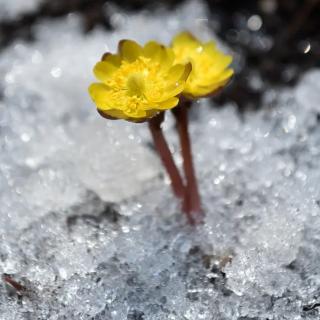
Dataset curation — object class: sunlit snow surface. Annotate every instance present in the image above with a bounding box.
[1,1,320,319]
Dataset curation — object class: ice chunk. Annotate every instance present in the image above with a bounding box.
[225,203,303,297]
[295,69,320,113]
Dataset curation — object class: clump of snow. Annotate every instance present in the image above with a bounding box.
[0,0,43,20]
[1,0,320,319]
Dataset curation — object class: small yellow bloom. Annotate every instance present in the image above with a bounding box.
[171,32,233,98]
[89,39,191,122]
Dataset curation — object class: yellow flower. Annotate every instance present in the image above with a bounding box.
[171,32,233,98]
[89,39,191,122]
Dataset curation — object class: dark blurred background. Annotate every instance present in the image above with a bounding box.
[1,0,319,110]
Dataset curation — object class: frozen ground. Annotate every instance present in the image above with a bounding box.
[1,1,320,319]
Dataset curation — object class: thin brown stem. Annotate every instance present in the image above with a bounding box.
[148,113,185,199]
[173,102,203,224]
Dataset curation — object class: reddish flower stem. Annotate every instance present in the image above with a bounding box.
[148,113,185,200]
[173,102,203,224]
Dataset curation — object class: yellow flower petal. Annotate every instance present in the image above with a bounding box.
[124,108,147,119]
[167,64,185,82]
[158,97,179,110]
[143,41,174,71]
[185,70,234,98]
[166,83,184,98]
[167,62,191,83]
[99,108,127,120]
[216,68,234,82]
[143,41,166,60]
[118,39,143,62]
[203,41,216,53]
[204,68,234,87]
[172,31,198,48]
[209,54,233,73]
[93,61,118,83]
[88,83,111,109]
[101,53,121,67]
[180,62,192,81]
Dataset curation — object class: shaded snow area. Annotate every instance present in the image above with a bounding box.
[1,1,320,319]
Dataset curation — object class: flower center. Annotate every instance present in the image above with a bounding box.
[126,73,145,97]
[103,56,168,115]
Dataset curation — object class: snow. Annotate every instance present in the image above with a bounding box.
[1,0,320,319]
[0,0,43,20]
